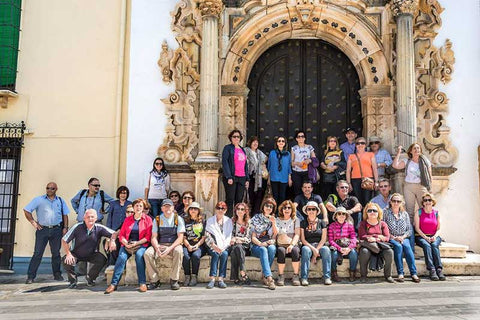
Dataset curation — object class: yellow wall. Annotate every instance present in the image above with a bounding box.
[1,0,126,257]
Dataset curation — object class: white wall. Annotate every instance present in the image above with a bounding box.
[126,0,176,199]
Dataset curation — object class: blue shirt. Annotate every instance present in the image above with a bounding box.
[71,190,114,222]
[371,194,391,210]
[373,148,393,177]
[106,200,132,231]
[267,149,292,183]
[340,141,356,160]
[24,195,70,226]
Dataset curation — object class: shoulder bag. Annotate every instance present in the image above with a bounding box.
[355,153,375,191]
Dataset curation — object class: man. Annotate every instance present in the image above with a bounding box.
[370,178,392,210]
[62,209,117,288]
[369,136,393,178]
[24,182,70,284]
[144,199,185,290]
[294,181,328,223]
[71,177,114,222]
[340,127,357,161]
[325,180,362,230]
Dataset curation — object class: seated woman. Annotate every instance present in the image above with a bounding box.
[275,200,301,286]
[300,201,332,286]
[358,202,394,283]
[205,201,233,289]
[182,202,206,287]
[250,198,278,290]
[105,198,153,294]
[106,186,132,265]
[230,202,252,285]
[328,207,358,282]
[384,193,420,283]
[414,193,445,281]
[177,191,195,217]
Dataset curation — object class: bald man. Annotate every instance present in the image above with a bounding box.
[24,182,70,284]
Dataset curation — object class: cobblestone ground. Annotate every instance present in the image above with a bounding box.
[1,274,479,319]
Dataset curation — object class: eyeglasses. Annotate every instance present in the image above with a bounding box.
[170,195,179,198]
[391,200,402,203]
[296,135,305,138]
[264,204,274,209]
[216,206,227,210]
[155,162,163,166]
[91,184,101,187]
[328,140,336,143]
[356,142,366,145]
[370,141,380,145]
[283,206,292,209]
[379,185,389,188]
[339,186,349,189]
[231,135,241,139]
[183,196,193,200]
[126,210,134,214]
[46,187,56,190]
[367,209,378,213]
[306,208,318,212]
[237,207,246,211]
[336,212,346,216]
[277,139,285,143]
[423,199,433,203]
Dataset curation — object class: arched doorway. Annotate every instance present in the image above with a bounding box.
[246,39,362,151]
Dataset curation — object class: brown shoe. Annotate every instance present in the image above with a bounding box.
[332,270,341,282]
[104,284,117,294]
[138,284,147,292]
[349,270,356,282]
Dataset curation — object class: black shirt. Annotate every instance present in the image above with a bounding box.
[300,219,327,244]
[63,222,114,259]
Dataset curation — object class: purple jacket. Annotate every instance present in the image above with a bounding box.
[308,157,320,183]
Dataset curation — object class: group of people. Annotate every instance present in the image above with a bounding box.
[22,127,445,293]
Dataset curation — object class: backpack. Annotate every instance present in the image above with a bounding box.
[78,189,106,213]
[155,212,179,227]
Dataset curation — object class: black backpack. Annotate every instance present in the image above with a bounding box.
[78,189,106,213]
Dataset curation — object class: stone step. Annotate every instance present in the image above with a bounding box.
[106,251,480,286]
[415,242,469,258]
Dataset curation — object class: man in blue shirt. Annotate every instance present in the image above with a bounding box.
[369,136,393,178]
[340,127,357,161]
[71,177,114,222]
[24,182,70,284]
[371,178,392,210]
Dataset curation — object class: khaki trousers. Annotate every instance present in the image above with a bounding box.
[403,182,428,223]
[144,245,183,282]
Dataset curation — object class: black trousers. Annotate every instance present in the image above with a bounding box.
[292,171,309,197]
[230,244,248,280]
[359,247,393,278]
[248,176,266,214]
[270,181,288,206]
[277,245,301,263]
[223,176,246,217]
[62,252,107,284]
[27,226,63,280]
[351,178,375,207]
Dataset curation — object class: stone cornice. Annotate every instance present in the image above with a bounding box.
[198,0,223,18]
[391,0,419,17]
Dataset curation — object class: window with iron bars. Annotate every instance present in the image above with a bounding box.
[0,0,21,91]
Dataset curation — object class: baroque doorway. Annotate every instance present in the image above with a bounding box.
[246,39,362,151]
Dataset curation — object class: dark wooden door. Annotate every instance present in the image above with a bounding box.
[247,39,362,152]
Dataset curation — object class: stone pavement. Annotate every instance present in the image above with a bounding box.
[0,274,480,319]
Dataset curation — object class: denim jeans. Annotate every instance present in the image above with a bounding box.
[27,226,63,279]
[331,249,358,271]
[389,239,417,276]
[251,244,276,277]
[208,247,229,278]
[301,245,331,280]
[148,199,164,218]
[416,236,443,271]
[183,245,206,275]
[111,246,147,285]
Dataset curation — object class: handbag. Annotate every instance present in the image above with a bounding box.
[261,163,269,180]
[377,241,393,251]
[359,240,380,254]
[335,237,350,248]
[355,153,375,191]
[125,243,141,255]
[277,233,293,248]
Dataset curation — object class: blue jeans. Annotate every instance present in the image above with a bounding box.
[148,199,163,218]
[208,247,229,278]
[408,223,415,249]
[251,244,276,277]
[111,246,147,285]
[416,236,443,271]
[301,245,331,280]
[331,249,358,271]
[27,226,63,279]
[389,239,417,275]
[183,245,206,275]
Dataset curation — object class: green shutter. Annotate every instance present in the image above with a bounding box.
[0,0,21,90]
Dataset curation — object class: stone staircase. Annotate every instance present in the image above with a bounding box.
[105,242,480,285]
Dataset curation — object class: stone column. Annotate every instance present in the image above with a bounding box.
[196,0,223,163]
[392,0,418,149]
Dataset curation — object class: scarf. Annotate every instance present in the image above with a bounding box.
[419,155,432,191]
[245,147,267,191]
[151,170,167,183]
[206,215,233,251]
[275,148,289,172]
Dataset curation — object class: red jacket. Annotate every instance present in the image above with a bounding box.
[118,213,153,247]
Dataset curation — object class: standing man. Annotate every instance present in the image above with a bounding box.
[370,178,392,210]
[62,209,117,288]
[325,180,362,230]
[24,182,70,284]
[293,181,328,223]
[71,177,114,223]
[369,136,393,178]
[340,127,357,161]
[144,199,185,290]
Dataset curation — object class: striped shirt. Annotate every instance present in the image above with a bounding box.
[383,208,411,238]
[328,221,357,251]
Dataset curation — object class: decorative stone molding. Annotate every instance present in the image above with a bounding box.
[0,90,18,108]
[392,0,419,16]
[198,0,223,17]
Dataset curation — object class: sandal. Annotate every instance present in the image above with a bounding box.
[241,274,251,285]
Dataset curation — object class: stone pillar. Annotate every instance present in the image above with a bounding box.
[196,0,223,163]
[392,0,418,149]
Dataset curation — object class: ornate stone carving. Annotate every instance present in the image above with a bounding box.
[198,0,223,17]
[392,0,419,16]
[157,0,203,164]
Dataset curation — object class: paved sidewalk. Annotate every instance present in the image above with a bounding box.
[1,274,480,319]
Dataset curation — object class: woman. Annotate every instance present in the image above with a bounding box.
[182,202,206,287]
[205,201,233,289]
[320,136,346,200]
[144,157,171,217]
[384,193,420,283]
[230,203,252,285]
[358,202,394,283]
[414,193,445,281]
[275,200,301,286]
[392,143,432,248]
[169,190,182,213]
[106,186,132,265]
[125,204,134,218]
[291,131,316,196]
[177,191,195,217]
[328,207,358,282]
[245,136,268,214]
[268,135,292,206]
[250,198,278,290]
[346,137,379,207]
[300,201,331,286]
[222,129,249,217]
[105,198,153,294]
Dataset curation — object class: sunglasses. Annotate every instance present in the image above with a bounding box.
[328,140,336,143]
[46,187,56,190]
[126,210,134,214]
[356,142,366,145]
[379,185,389,188]
[237,207,246,211]
[336,212,346,216]
[277,139,285,143]
[216,206,227,210]
[231,135,241,139]
[264,204,274,209]
[306,208,318,211]
[155,162,164,166]
[296,135,305,138]
[183,196,193,200]
[283,206,292,209]
[370,141,380,145]
[367,209,378,213]
[170,195,179,198]
[339,186,349,189]
[91,184,101,187]
[391,199,402,203]
[423,199,433,203]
